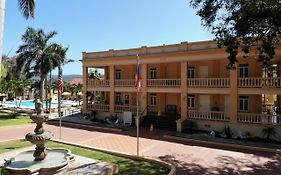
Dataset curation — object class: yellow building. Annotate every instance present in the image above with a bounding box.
[82,40,281,138]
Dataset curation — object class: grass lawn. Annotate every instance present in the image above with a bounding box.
[0,140,170,175]
[0,112,33,127]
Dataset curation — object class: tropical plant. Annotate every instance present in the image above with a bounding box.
[190,0,281,69]
[262,127,276,140]
[222,126,233,139]
[16,27,70,104]
[0,0,36,81]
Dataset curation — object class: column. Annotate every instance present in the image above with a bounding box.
[180,61,188,119]
[141,64,147,116]
[109,65,115,114]
[229,68,238,124]
[82,66,88,113]
[177,61,187,133]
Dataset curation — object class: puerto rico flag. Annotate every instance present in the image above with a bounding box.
[135,55,141,92]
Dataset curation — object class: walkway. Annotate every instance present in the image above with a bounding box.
[0,123,280,175]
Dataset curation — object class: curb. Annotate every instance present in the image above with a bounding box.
[164,134,281,154]
[47,120,123,132]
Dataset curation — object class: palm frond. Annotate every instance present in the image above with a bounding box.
[18,0,35,19]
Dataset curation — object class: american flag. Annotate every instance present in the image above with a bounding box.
[135,54,141,92]
[58,70,64,94]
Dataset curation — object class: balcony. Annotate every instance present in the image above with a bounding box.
[238,77,281,88]
[87,104,109,112]
[115,79,135,87]
[238,113,281,125]
[147,79,181,87]
[87,79,110,88]
[187,78,230,88]
[188,110,230,121]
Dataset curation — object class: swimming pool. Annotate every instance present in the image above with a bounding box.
[4,100,73,109]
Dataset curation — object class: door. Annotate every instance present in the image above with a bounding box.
[199,95,210,112]
[224,96,230,113]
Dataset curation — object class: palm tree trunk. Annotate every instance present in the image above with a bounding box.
[0,0,6,76]
[49,71,52,112]
[40,75,45,103]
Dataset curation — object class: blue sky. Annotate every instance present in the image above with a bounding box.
[3,0,212,75]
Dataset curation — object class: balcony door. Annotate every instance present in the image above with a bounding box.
[224,96,230,113]
[199,95,210,112]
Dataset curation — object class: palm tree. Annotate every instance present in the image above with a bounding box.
[16,27,69,103]
[0,0,35,80]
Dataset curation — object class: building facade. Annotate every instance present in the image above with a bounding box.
[82,40,281,138]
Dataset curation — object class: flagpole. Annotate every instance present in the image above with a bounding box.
[58,65,62,140]
[136,54,140,157]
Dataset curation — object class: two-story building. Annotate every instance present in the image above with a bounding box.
[82,40,281,138]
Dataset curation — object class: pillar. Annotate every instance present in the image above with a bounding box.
[177,61,188,133]
[109,65,115,114]
[229,68,238,124]
[141,64,147,115]
[180,61,188,119]
[82,66,88,113]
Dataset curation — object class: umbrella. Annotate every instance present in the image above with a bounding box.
[62,92,71,96]
[77,92,83,96]
[0,93,6,96]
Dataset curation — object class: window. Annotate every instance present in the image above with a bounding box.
[115,93,122,105]
[150,94,157,105]
[188,95,195,109]
[124,95,130,105]
[115,69,121,79]
[188,67,195,78]
[239,96,249,111]
[239,64,249,77]
[150,68,157,79]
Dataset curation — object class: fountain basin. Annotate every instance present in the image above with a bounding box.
[25,131,54,145]
[4,148,74,175]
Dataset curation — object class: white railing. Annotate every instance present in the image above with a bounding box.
[187,78,230,88]
[147,79,181,87]
[115,79,135,87]
[238,77,281,88]
[188,110,230,121]
[87,79,110,87]
[114,105,138,114]
[87,104,109,112]
[238,113,281,125]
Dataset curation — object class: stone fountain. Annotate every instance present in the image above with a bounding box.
[4,100,74,175]
[25,100,53,161]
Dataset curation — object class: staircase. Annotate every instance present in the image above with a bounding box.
[140,115,179,131]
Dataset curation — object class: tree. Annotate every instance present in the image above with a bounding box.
[0,0,35,80]
[16,27,69,103]
[190,0,281,69]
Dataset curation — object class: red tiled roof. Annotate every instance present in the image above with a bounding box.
[69,78,83,85]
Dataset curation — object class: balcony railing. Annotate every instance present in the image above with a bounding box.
[87,104,109,112]
[238,113,281,125]
[238,77,281,88]
[188,110,230,121]
[114,105,138,114]
[87,79,110,87]
[115,79,135,87]
[187,78,230,88]
[147,79,181,87]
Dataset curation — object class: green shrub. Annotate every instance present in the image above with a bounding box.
[222,126,233,139]
[262,127,276,140]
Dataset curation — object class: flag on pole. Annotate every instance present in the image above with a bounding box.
[58,73,64,94]
[135,55,141,92]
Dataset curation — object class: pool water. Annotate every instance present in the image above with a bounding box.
[4,100,72,109]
